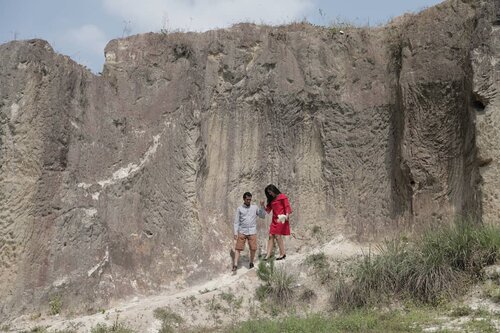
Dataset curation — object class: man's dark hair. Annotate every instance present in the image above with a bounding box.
[243,192,252,199]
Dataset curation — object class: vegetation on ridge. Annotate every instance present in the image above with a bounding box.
[229,218,500,333]
[331,218,500,308]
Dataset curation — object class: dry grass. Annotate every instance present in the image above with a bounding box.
[331,219,500,309]
[256,259,296,306]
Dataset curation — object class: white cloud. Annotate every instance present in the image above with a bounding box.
[65,24,108,55]
[102,0,314,33]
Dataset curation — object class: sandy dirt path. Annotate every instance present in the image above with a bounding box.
[8,236,367,332]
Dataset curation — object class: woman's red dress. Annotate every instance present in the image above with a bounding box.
[265,193,292,235]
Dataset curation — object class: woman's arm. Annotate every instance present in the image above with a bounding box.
[265,203,272,214]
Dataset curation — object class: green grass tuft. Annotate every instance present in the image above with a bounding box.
[49,295,63,315]
[331,218,500,308]
[256,259,296,305]
[153,307,184,333]
[90,318,135,333]
[228,308,438,333]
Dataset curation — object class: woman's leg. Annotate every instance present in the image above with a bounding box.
[265,235,274,259]
[276,235,286,257]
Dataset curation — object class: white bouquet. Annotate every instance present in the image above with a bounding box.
[277,214,287,223]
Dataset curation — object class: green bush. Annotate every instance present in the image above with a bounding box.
[305,252,333,284]
[256,260,295,305]
[482,280,500,303]
[256,258,275,282]
[331,219,500,308]
[420,219,500,275]
[228,308,434,333]
[305,253,328,268]
[449,305,473,317]
[49,295,62,315]
[299,288,317,303]
[255,284,269,302]
[24,327,48,333]
[153,307,184,333]
[90,320,135,333]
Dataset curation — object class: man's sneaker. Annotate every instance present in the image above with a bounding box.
[249,262,254,269]
[232,265,237,274]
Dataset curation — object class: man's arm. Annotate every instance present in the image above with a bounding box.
[257,201,266,218]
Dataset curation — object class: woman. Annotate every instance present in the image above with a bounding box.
[263,184,292,261]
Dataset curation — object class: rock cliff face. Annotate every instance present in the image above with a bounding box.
[0,0,498,318]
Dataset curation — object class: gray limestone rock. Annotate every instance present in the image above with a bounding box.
[0,0,498,319]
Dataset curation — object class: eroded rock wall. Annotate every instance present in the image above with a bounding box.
[473,0,500,224]
[0,0,496,318]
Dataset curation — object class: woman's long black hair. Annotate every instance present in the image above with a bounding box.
[265,184,281,205]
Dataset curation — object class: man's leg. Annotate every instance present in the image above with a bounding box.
[234,250,240,267]
[250,249,256,263]
[248,235,257,267]
[233,234,244,271]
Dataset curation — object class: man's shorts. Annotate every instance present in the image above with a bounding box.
[235,234,257,251]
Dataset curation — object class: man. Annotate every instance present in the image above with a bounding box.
[233,192,265,273]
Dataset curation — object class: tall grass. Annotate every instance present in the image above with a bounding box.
[228,308,437,333]
[90,319,135,333]
[153,307,184,333]
[90,324,135,333]
[331,219,500,308]
[256,260,296,305]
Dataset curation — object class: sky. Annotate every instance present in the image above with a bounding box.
[0,0,444,73]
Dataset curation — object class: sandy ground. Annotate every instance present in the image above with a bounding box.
[7,235,500,333]
[6,235,367,332]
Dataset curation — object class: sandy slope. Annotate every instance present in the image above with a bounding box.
[7,236,366,332]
